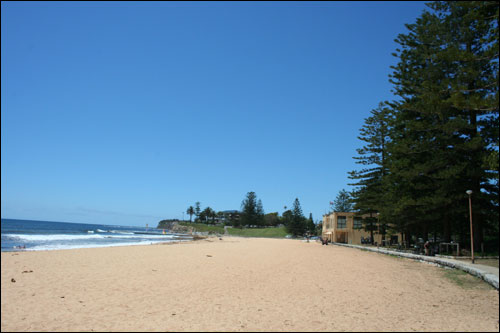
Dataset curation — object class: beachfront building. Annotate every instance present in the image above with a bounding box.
[322,212,399,246]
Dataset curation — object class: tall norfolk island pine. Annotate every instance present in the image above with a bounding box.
[388,1,498,248]
[194,202,201,222]
[240,192,264,227]
[348,103,392,244]
[349,2,498,249]
[331,189,354,213]
[307,213,316,235]
[286,198,306,237]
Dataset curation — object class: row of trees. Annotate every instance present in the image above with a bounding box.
[185,192,319,236]
[186,202,227,224]
[239,192,317,236]
[347,2,498,251]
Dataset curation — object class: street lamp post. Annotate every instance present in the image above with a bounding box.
[466,190,474,264]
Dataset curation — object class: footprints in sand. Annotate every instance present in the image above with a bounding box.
[10,270,34,283]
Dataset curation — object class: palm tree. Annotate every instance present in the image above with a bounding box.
[201,207,213,224]
[186,206,195,222]
[216,211,224,224]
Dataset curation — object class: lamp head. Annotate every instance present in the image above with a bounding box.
[466,190,473,195]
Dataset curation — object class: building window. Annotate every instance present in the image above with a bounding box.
[354,217,362,229]
[337,216,346,229]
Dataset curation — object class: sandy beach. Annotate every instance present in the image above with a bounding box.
[1,237,498,332]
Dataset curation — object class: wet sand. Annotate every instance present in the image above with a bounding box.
[1,237,498,332]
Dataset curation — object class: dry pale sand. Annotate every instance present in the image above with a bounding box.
[1,237,498,332]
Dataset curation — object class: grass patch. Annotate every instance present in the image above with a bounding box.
[178,222,224,234]
[442,268,493,290]
[178,223,287,238]
[227,226,288,238]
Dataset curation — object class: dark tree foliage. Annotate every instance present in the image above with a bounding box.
[186,206,195,222]
[348,103,392,243]
[286,198,307,237]
[331,188,354,213]
[349,1,499,251]
[240,192,264,227]
[194,202,201,222]
[307,213,316,235]
[264,212,280,227]
[281,210,293,227]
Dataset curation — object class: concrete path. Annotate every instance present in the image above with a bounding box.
[444,258,499,277]
[329,242,499,290]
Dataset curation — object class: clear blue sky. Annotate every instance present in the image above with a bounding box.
[1,1,428,227]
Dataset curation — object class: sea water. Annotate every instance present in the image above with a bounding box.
[1,218,191,252]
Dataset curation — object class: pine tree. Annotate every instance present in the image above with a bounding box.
[331,189,354,212]
[194,202,201,222]
[387,5,471,244]
[307,213,316,235]
[240,192,263,227]
[386,1,499,249]
[286,198,306,237]
[348,103,392,244]
[256,199,265,227]
[435,1,499,249]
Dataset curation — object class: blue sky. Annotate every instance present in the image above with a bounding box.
[1,1,428,227]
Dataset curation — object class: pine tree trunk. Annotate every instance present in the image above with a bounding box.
[370,224,374,245]
[443,215,451,243]
[466,41,485,254]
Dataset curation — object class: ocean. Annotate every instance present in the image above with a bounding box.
[1,218,192,252]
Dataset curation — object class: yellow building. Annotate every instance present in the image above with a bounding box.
[322,212,399,245]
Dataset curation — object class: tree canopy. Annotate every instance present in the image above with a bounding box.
[349,1,499,251]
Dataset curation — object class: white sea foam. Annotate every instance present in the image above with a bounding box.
[107,234,176,239]
[25,239,190,251]
[109,230,134,234]
[5,232,180,242]
[5,234,104,241]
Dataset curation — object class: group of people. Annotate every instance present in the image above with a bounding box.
[316,234,433,255]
